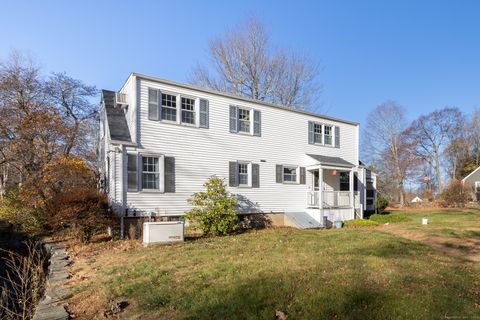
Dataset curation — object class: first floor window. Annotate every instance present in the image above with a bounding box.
[313,123,322,144]
[142,156,160,190]
[238,108,250,133]
[283,166,298,183]
[238,163,249,185]
[181,97,195,124]
[324,125,333,145]
[161,93,177,121]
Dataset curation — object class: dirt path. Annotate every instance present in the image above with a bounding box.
[379,224,480,262]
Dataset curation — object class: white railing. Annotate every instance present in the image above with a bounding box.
[307,191,357,208]
[306,191,319,207]
[323,191,351,208]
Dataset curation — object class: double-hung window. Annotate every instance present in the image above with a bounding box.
[238,163,249,186]
[181,97,195,125]
[313,123,322,144]
[142,156,160,190]
[324,125,333,146]
[238,108,250,133]
[283,166,298,183]
[476,181,480,193]
[161,93,177,121]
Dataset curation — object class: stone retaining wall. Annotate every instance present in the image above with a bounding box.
[32,242,69,320]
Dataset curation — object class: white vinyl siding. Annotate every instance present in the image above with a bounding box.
[119,76,359,215]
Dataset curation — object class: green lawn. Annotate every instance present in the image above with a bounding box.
[68,209,480,319]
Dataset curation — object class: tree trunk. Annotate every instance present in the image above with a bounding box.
[434,152,443,194]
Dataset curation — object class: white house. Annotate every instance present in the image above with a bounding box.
[462,166,480,202]
[98,73,377,228]
[411,196,423,203]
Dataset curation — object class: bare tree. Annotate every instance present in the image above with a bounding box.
[45,72,99,161]
[363,101,415,206]
[404,107,464,194]
[190,17,320,110]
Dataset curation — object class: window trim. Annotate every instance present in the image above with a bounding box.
[141,155,162,191]
[180,96,196,126]
[127,152,166,193]
[237,161,252,187]
[312,121,335,147]
[237,106,252,135]
[160,92,178,123]
[147,87,206,129]
[282,165,299,184]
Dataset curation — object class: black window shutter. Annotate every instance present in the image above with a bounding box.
[252,163,260,188]
[300,167,306,185]
[253,110,261,136]
[229,106,238,133]
[335,126,340,148]
[199,99,209,128]
[148,88,159,120]
[137,154,143,191]
[229,161,238,187]
[308,121,314,144]
[157,91,163,121]
[276,165,283,183]
[164,157,175,193]
[127,153,138,191]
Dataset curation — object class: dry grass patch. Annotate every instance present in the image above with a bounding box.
[65,228,480,319]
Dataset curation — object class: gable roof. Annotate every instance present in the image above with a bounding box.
[125,72,359,127]
[307,154,355,168]
[462,166,480,182]
[102,90,132,143]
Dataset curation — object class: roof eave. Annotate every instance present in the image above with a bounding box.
[129,72,360,127]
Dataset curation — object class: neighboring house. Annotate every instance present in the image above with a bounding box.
[98,73,377,228]
[411,196,423,203]
[462,166,480,201]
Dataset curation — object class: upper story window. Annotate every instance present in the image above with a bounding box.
[230,105,261,136]
[324,125,333,146]
[148,88,209,129]
[283,166,298,183]
[238,108,251,133]
[475,181,480,192]
[313,123,322,144]
[161,93,177,121]
[181,97,195,125]
[238,163,249,186]
[308,121,339,148]
[142,156,160,190]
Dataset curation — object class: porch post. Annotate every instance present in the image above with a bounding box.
[349,169,354,209]
[318,166,323,209]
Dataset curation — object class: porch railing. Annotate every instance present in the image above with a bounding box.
[323,191,351,208]
[307,191,355,208]
[306,191,319,207]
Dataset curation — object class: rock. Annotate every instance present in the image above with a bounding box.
[275,310,288,320]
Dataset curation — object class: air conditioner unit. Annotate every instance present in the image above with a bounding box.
[143,221,184,245]
[115,92,128,108]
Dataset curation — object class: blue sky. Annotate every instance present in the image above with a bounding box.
[1,0,479,128]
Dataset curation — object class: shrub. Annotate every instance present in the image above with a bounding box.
[185,176,239,236]
[369,213,410,223]
[0,189,44,234]
[377,197,389,214]
[46,188,113,243]
[344,219,380,228]
[440,180,470,207]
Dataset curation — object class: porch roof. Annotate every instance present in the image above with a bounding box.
[307,154,355,168]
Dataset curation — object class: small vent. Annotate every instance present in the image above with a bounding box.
[116,92,128,107]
